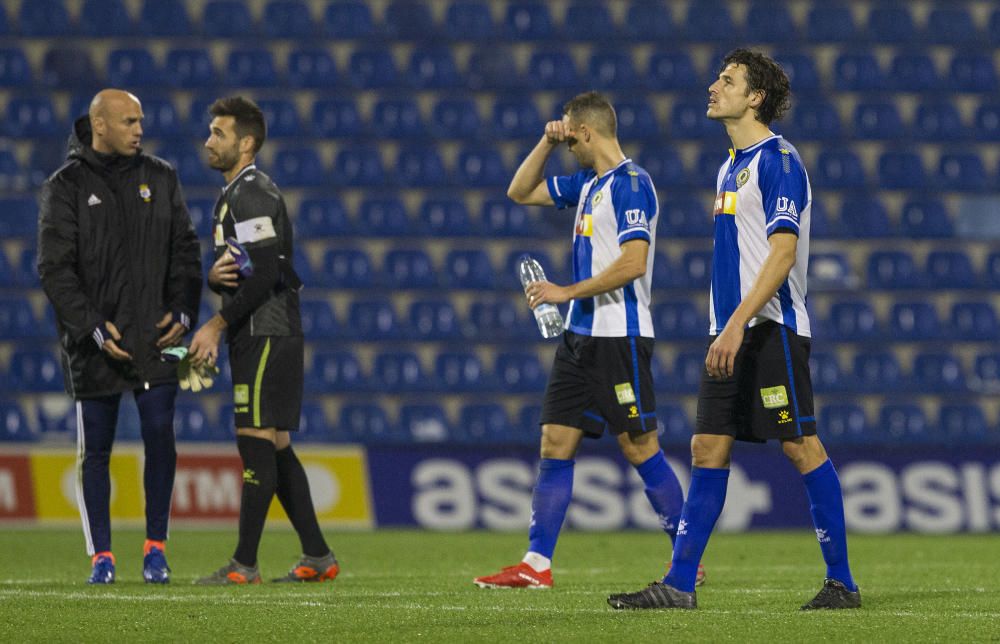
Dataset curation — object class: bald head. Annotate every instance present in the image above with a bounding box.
[89,89,144,156]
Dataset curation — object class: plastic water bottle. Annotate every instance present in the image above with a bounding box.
[518,255,564,339]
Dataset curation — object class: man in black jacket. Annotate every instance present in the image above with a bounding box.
[37,89,202,585]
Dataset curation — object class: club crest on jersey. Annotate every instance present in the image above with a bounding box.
[592,192,604,207]
[138,184,151,202]
[736,168,750,188]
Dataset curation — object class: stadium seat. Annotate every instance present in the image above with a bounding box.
[467,45,524,90]
[899,199,952,238]
[867,251,922,289]
[620,1,675,40]
[19,0,72,36]
[745,2,796,43]
[137,0,191,35]
[938,153,989,192]
[444,250,496,289]
[357,197,409,238]
[396,147,447,187]
[173,402,221,441]
[818,403,868,445]
[639,148,685,188]
[889,53,940,93]
[296,402,333,443]
[878,404,931,444]
[974,353,1000,392]
[810,197,833,238]
[987,252,1000,288]
[773,54,821,94]
[165,48,215,89]
[0,247,15,287]
[878,151,926,190]
[347,298,398,340]
[292,247,314,287]
[652,300,705,339]
[526,50,580,91]
[645,50,699,91]
[373,351,430,393]
[888,301,941,341]
[813,150,866,189]
[925,250,979,289]
[939,404,989,442]
[949,54,997,93]
[42,47,98,90]
[308,350,366,392]
[435,351,490,392]
[255,99,301,138]
[263,0,314,39]
[420,197,472,236]
[409,300,461,341]
[824,299,879,341]
[106,49,161,89]
[912,102,965,142]
[834,52,882,90]
[563,0,617,41]
[313,99,363,138]
[226,49,278,87]
[973,103,1000,141]
[0,401,36,442]
[853,102,904,140]
[504,1,555,40]
[400,404,451,442]
[493,98,541,139]
[11,247,38,288]
[839,197,893,238]
[911,352,966,393]
[671,100,721,140]
[348,48,398,88]
[459,404,513,444]
[924,6,978,45]
[809,351,845,392]
[658,197,708,238]
[516,404,543,441]
[950,301,998,341]
[0,297,37,339]
[495,352,547,393]
[382,249,436,289]
[684,0,736,41]
[456,146,508,187]
[8,349,63,392]
[657,404,692,444]
[806,4,857,42]
[482,199,534,237]
[338,403,399,443]
[317,249,374,289]
[299,298,340,340]
[852,352,903,393]
[333,146,386,186]
[679,250,713,289]
[407,47,461,89]
[287,48,337,88]
[296,198,352,237]
[588,53,638,90]
[384,1,437,40]
[270,147,325,187]
[0,197,37,239]
[373,99,424,140]
[0,48,31,87]
[866,4,914,42]
[4,97,62,139]
[444,1,495,40]
[467,299,526,341]
[430,98,481,140]
[202,0,255,38]
[669,351,706,394]
[131,97,181,140]
[323,1,373,38]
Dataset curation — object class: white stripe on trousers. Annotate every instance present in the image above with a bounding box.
[75,401,95,556]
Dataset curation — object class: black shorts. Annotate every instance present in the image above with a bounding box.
[540,331,657,437]
[228,334,303,431]
[696,321,816,443]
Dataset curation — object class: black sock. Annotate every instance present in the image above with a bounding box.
[233,435,277,567]
[275,446,330,558]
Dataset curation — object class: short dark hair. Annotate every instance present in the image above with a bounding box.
[720,49,791,125]
[209,96,267,154]
[562,91,617,137]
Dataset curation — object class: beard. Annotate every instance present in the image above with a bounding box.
[207,148,239,172]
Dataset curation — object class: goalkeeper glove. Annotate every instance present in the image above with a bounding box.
[161,347,219,392]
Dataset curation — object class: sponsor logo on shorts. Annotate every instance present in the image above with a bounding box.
[778,409,793,424]
[243,468,259,485]
[234,384,250,405]
[628,405,639,419]
[235,406,249,414]
[614,382,636,405]
[760,385,788,409]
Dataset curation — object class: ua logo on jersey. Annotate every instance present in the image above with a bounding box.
[775,197,799,221]
[624,209,647,228]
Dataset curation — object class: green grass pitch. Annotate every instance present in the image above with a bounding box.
[0,528,998,642]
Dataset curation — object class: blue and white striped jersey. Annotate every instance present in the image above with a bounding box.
[546,158,658,338]
[710,135,811,337]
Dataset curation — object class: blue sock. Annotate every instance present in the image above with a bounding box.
[663,466,730,593]
[526,458,574,559]
[635,451,683,543]
[803,459,857,591]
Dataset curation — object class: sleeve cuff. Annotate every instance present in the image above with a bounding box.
[176,311,191,330]
[92,325,106,350]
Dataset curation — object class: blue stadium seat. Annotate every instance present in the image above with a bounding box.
[515,404,543,442]
[818,403,868,445]
[913,102,965,141]
[0,247,15,287]
[745,2,796,43]
[645,50,699,91]
[975,102,1000,140]
[226,49,278,87]
[658,197,707,238]
[610,100,657,141]
[468,298,525,341]
[202,0,255,38]
[407,47,461,89]
[867,251,922,289]
[313,99,362,138]
[436,351,490,392]
[296,402,333,443]
[526,50,580,90]
[878,151,926,190]
[889,53,940,93]
[622,1,675,40]
[431,98,481,139]
[806,4,857,42]
[563,1,617,41]
[852,352,902,393]
[866,4,914,42]
[445,250,496,289]
[991,9,1000,45]
[839,197,893,238]
[165,48,215,89]
[338,403,399,443]
[657,404,692,444]
[0,48,31,87]
[8,349,63,392]
[347,298,398,340]
[317,249,374,289]
[348,48,398,88]
[504,1,555,40]
[384,0,437,40]
[810,197,832,238]
[42,47,98,89]
[456,146,508,187]
[899,199,952,238]
[773,53,820,94]
[824,300,879,341]
[374,351,430,393]
[373,99,424,140]
[925,250,979,289]
[911,351,966,393]
[287,48,337,88]
[809,352,845,392]
[323,1,373,38]
[792,100,841,141]
[939,404,989,442]
[653,301,705,339]
[834,52,882,90]
[400,404,451,442]
[334,146,386,187]
[5,97,61,139]
[299,298,339,340]
[444,1,495,40]
[950,301,998,341]
[354,198,407,238]
[420,197,471,236]
[81,0,133,37]
[255,98,301,138]
[308,350,366,392]
[588,53,638,90]
[924,7,977,45]
[397,146,447,188]
[671,99,721,140]
[888,301,941,340]
[173,402,223,441]
[382,249,436,289]
[987,252,1000,289]
[949,54,997,93]
[0,401,36,442]
[12,247,38,288]
[974,353,1000,392]
[0,297,37,339]
[263,0,314,38]
[814,150,865,189]
[684,0,736,41]
[459,404,513,444]
[493,98,541,139]
[133,97,182,139]
[669,351,706,393]
[0,197,37,239]
[297,198,352,237]
[853,102,904,140]
[639,148,685,188]
[19,0,72,36]
[938,153,989,192]
[409,299,461,341]
[271,147,325,187]
[495,351,547,393]
[138,0,191,35]
[680,250,713,289]
[482,199,533,237]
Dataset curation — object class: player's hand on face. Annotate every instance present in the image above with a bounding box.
[102,320,133,361]
[155,312,187,349]
[544,120,571,145]
[208,253,239,289]
[705,324,743,379]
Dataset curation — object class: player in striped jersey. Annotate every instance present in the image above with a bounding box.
[474,92,693,589]
[610,50,859,611]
